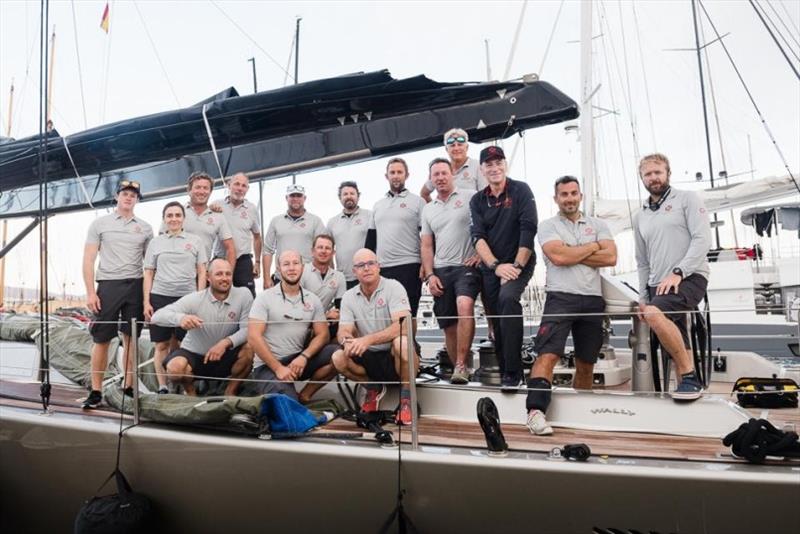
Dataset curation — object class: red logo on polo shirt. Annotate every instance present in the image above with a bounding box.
[241,212,248,219]
[376,298,386,307]
[227,311,236,320]
[699,207,706,214]
[328,280,337,288]
[304,302,313,311]
[665,205,672,212]
[454,200,464,208]
[584,227,595,235]
[355,218,363,225]
[133,225,142,233]
[300,222,306,228]
[464,171,471,178]
[184,243,193,251]
[207,217,215,224]
[400,203,407,209]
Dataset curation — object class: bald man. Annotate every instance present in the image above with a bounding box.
[331,249,418,425]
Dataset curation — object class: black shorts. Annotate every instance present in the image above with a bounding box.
[433,265,481,329]
[647,273,708,348]
[249,343,338,396]
[163,345,243,379]
[148,293,187,343]
[353,350,400,383]
[381,263,422,316]
[534,291,605,363]
[90,279,144,343]
[233,254,256,297]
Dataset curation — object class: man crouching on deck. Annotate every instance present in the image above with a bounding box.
[151,258,254,396]
[331,249,419,425]
[526,176,616,435]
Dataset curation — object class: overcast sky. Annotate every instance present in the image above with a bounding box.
[1,0,798,296]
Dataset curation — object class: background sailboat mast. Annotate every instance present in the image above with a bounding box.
[46,26,55,127]
[0,81,12,307]
[580,1,595,215]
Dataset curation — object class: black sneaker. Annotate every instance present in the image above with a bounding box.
[123,386,134,398]
[157,386,169,395]
[500,372,522,392]
[82,390,102,409]
[672,374,703,402]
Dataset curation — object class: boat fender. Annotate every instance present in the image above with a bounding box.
[559,443,591,461]
[477,397,508,457]
[74,469,155,534]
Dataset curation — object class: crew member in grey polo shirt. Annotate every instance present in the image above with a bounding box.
[262,183,326,289]
[210,173,262,297]
[144,201,208,393]
[366,157,426,327]
[300,234,347,339]
[327,180,372,289]
[420,127,486,203]
[152,258,254,396]
[248,250,338,403]
[421,158,482,385]
[180,172,235,267]
[331,249,418,425]
[525,176,617,435]
[81,180,153,409]
[634,153,711,401]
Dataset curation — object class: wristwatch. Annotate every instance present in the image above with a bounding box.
[672,268,684,279]
[489,260,500,271]
[424,273,433,282]
[512,261,524,270]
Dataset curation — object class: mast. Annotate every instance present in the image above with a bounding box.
[291,17,301,186]
[46,26,55,128]
[580,0,595,215]
[691,0,721,249]
[0,80,13,308]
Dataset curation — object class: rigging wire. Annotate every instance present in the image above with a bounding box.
[502,0,528,81]
[210,0,295,83]
[37,0,51,413]
[537,0,565,77]
[631,1,658,149]
[759,2,800,61]
[699,0,800,193]
[69,0,88,129]
[283,32,296,88]
[776,0,800,37]
[99,0,115,123]
[132,1,181,107]
[616,0,641,165]
[749,0,800,79]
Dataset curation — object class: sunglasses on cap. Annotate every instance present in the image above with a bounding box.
[445,136,467,145]
[119,180,141,189]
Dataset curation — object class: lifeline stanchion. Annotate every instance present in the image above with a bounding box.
[404,312,419,450]
[131,318,140,425]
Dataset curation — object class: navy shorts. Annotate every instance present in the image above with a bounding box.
[90,279,144,343]
[249,343,338,397]
[647,273,708,348]
[432,265,481,329]
[534,291,605,363]
[381,263,422,317]
[353,350,400,383]
[163,345,243,379]
[148,293,187,343]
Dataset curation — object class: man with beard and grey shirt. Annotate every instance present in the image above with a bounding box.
[212,173,262,297]
[300,234,347,338]
[634,153,711,401]
[262,183,326,288]
[248,250,338,403]
[366,157,426,329]
[421,158,482,384]
[181,172,235,266]
[152,258,254,397]
[327,181,372,289]
[525,176,617,435]
[420,127,486,203]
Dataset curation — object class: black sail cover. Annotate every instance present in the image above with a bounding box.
[0,70,578,217]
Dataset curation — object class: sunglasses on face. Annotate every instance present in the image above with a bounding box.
[445,136,467,145]
[353,260,378,271]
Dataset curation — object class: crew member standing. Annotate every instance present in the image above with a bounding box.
[181,172,235,267]
[214,172,262,297]
[82,180,153,408]
[420,127,486,202]
[634,153,711,401]
[526,176,617,435]
[470,146,538,390]
[327,181,372,290]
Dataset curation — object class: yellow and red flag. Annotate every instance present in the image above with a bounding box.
[100,3,110,33]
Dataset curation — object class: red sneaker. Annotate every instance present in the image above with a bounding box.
[396,398,413,425]
[361,385,387,412]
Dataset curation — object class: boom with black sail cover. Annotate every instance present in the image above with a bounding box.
[0,70,578,217]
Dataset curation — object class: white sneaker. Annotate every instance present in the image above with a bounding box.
[526,409,553,436]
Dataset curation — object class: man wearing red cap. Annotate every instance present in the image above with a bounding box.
[469,146,538,390]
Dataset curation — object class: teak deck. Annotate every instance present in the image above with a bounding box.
[2,379,798,465]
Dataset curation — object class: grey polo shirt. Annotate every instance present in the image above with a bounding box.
[150,287,253,355]
[248,285,326,367]
[263,211,326,263]
[424,157,487,196]
[327,207,372,281]
[340,277,410,351]
[370,190,425,268]
[144,231,207,297]
[421,188,476,268]
[214,197,261,259]
[181,205,233,262]
[300,263,347,310]
[538,213,613,296]
[86,212,154,281]
[633,188,711,299]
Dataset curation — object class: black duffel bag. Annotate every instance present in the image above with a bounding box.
[74,468,154,534]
